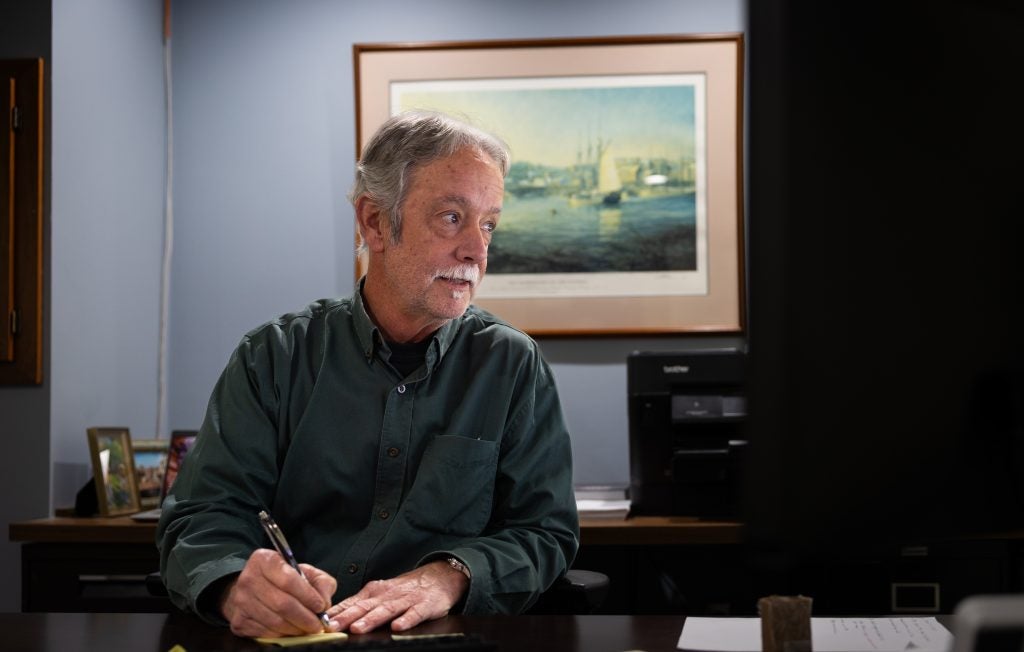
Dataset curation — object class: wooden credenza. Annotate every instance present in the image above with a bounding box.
[10,517,166,613]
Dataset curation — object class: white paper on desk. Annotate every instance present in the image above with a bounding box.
[678,617,761,651]
[677,616,952,652]
[575,499,631,517]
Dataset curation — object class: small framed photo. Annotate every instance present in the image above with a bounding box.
[162,430,198,498]
[86,427,141,516]
[131,439,169,509]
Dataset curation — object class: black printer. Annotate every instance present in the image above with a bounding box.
[627,348,747,517]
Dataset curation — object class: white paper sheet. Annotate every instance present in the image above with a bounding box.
[677,616,952,652]
[575,498,631,519]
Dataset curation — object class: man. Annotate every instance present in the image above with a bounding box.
[157,110,580,638]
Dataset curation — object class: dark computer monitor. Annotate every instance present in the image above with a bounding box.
[740,0,1024,557]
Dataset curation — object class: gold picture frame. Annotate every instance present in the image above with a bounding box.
[86,427,141,516]
[353,34,745,335]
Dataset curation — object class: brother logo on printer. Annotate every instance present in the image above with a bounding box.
[662,365,690,374]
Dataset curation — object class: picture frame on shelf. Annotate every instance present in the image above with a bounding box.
[162,430,198,498]
[131,439,169,509]
[86,427,140,516]
[353,34,745,335]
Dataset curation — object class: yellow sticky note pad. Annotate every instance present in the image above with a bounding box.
[254,632,348,647]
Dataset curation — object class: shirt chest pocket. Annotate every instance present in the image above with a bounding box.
[401,434,499,537]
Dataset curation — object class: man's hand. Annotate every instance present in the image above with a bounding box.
[220,548,339,638]
[327,560,469,633]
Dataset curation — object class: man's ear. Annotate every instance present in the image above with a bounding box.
[354,195,389,253]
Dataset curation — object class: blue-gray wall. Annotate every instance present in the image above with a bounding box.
[0,0,744,613]
[49,0,167,509]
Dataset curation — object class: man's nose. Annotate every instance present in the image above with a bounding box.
[458,226,488,263]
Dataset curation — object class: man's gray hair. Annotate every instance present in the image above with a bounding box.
[349,110,510,253]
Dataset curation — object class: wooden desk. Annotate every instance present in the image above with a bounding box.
[8,514,744,545]
[15,516,1016,616]
[8,515,741,613]
[5,612,694,652]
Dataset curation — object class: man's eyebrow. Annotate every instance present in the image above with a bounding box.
[435,194,469,208]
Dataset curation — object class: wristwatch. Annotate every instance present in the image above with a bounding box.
[447,556,472,579]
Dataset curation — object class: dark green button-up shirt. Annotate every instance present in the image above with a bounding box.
[156,287,579,622]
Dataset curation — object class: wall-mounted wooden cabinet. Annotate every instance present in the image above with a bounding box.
[0,58,44,385]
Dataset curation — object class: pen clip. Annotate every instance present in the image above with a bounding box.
[258,510,300,572]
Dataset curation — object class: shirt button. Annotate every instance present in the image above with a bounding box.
[387,447,400,458]
[396,384,406,394]
[378,509,390,520]
[347,563,359,574]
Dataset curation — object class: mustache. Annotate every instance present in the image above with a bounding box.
[433,264,480,286]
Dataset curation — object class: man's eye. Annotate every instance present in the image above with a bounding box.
[442,212,459,225]
[482,221,497,233]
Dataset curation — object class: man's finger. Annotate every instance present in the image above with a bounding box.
[259,554,335,628]
[225,580,310,638]
[349,599,411,634]
[391,603,437,632]
[225,550,333,636]
[328,580,384,618]
[255,577,331,634]
[298,563,337,611]
[329,596,382,632]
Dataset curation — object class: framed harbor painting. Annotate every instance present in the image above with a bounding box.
[353,34,745,335]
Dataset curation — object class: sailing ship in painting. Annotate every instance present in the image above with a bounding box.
[495,137,698,275]
[507,136,695,208]
[564,139,623,207]
[595,141,622,205]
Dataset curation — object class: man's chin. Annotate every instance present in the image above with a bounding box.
[423,281,476,318]
[433,294,472,319]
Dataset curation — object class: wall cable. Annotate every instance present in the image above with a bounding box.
[156,1,173,439]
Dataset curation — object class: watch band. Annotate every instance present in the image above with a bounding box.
[447,556,471,579]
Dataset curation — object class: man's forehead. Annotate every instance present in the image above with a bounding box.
[414,146,502,175]
[409,154,505,200]
[428,193,503,213]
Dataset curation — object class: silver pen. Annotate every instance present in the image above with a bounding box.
[258,509,333,631]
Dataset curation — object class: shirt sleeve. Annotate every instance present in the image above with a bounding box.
[424,347,580,614]
[156,333,288,623]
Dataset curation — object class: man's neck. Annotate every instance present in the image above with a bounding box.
[360,278,446,344]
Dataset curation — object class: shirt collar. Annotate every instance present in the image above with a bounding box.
[352,279,381,362]
[352,278,461,370]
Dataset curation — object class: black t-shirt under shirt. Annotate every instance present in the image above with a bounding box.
[387,338,430,378]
